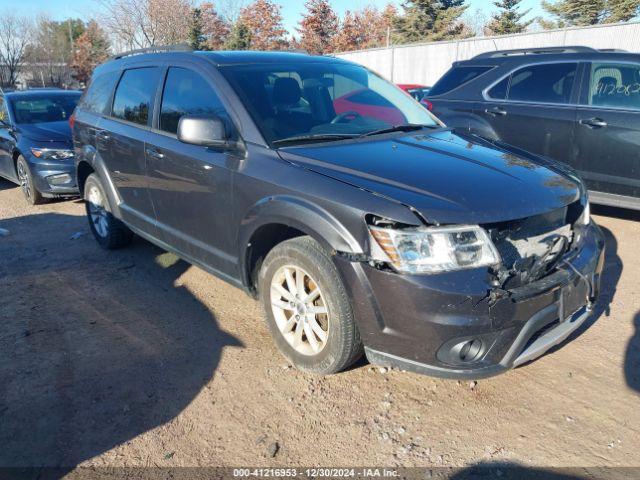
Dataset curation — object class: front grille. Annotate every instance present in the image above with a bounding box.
[485,201,585,288]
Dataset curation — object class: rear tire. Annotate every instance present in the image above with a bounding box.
[84,173,133,249]
[16,156,45,206]
[259,236,363,374]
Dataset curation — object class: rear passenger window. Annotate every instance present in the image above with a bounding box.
[429,66,493,96]
[79,71,119,115]
[112,67,161,126]
[587,62,640,110]
[507,63,577,104]
[159,67,228,134]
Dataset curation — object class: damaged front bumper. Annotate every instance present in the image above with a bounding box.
[334,222,605,379]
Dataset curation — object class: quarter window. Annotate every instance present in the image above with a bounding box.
[159,67,228,134]
[507,63,577,104]
[80,70,120,115]
[112,67,161,126]
[587,62,640,110]
[487,77,509,100]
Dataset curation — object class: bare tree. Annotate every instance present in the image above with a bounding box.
[217,0,249,24]
[0,13,32,88]
[98,0,193,52]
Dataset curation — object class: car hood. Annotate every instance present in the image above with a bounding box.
[18,121,72,144]
[278,129,581,225]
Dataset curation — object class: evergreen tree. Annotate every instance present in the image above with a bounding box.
[541,0,606,27]
[487,0,533,34]
[189,7,207,50]
[394,0,469,44]
[225,20,252,50]
[604,0,640,22]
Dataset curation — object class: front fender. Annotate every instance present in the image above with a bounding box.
[237,195,364,284]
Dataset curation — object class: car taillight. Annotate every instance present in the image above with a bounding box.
[69,112,76,130]
[421,99,433,111]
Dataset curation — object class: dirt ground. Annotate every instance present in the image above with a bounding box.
[0,176,639,472]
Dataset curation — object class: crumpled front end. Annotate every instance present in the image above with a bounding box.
[334,201,605,379]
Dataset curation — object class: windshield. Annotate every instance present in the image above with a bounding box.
[9,93,80,125]
[220,62,439,146]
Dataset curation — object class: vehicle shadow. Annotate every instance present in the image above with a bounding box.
[449,461,589,479]
[0,213,243,471]
[626,312,640,393]
[0,177,16,191]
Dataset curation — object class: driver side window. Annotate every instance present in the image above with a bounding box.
[159,67,229,135]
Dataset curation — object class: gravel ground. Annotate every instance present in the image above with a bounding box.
[0,177,638,472]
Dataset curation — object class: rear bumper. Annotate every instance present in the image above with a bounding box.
[335,222,605,379]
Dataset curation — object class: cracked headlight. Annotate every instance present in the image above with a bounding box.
[369,225,500,274]
[31,148,74,160]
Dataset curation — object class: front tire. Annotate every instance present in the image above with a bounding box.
[84,173,133,249]
[16,156,45,205]
[259,236,363,374]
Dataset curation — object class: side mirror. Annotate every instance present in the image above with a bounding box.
[177,115,233,149]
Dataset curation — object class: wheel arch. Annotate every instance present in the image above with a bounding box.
[238,195,364,294]
[76,160,95,195]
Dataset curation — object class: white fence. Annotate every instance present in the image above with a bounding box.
[335,21,640,86]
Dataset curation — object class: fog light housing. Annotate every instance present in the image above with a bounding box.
[47,173,72,186]
[437,337,486,366]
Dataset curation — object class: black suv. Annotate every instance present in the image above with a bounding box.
[73,49,604,379]
[426,46,640,210]
[0,89,81,204]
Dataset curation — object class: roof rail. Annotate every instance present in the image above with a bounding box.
[473,46,597,59]
[112,43,192,60]
[599,48,628,53]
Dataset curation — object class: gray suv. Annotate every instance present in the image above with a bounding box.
[427,46,640,210]
[73,48,604,379]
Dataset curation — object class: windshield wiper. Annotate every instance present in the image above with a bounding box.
[359,124,436,138]
[272,133,359,147]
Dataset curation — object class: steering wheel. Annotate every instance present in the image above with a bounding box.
[331,110,362,124]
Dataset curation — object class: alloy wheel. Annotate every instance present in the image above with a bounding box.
[270,265,329,356]
[17,161,32,201]
[87,185,109,238]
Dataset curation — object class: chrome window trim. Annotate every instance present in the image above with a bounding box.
[482,60,581,107]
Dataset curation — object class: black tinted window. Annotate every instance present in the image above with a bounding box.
[112,67,161,126]
[507,63,577,104]
[587,62,640,110]
[80,71,119,115]
[429,66,493,96]
[159,67,227,134]
[488,77,509,100]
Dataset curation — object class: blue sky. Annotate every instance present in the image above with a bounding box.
[4,0,546,34]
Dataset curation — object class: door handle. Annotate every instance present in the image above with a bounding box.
[579,118,608,128]
[96,131,110,141]
[145,147,165,159]
[484,107,507,117]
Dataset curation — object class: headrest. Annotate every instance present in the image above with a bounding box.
[273,77,301,105]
